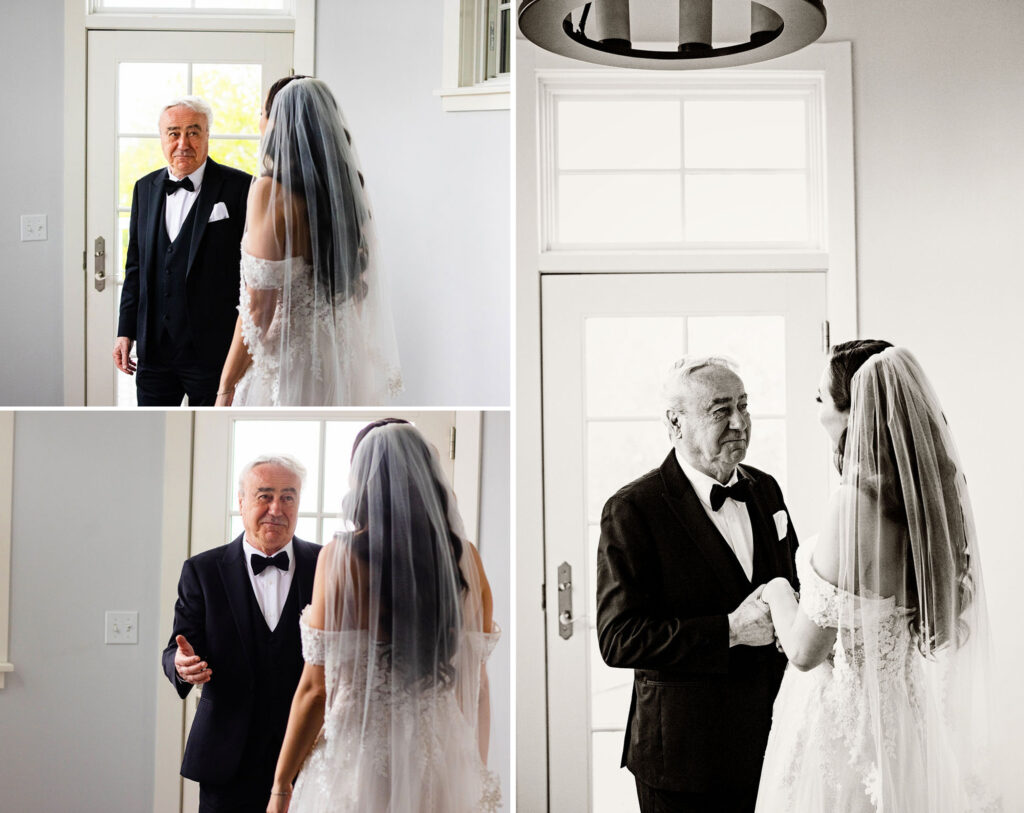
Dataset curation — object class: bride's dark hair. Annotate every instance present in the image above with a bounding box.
[259,77,368,302]
[827,339,893,474]
[837,346,974,654]
[345,420,469,688]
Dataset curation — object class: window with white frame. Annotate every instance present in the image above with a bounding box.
[226,416,458,546]
[92,0,291,12]
[539,72,826,251]
[439,0,511,111]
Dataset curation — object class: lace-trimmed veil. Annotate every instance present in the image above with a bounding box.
[833,347,999,809]
[310,422,496,811]
[242,77,401,404]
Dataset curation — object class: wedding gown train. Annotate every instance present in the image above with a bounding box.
[755,538,998,812]
[290,608,502,813]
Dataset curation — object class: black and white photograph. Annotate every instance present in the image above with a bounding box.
[517,1,1023,811]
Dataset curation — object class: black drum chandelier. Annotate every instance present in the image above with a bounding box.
[518,0,826,69]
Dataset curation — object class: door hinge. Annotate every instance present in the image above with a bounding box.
[821,320,831,353]
[541,582,546,611]
[449,425,456,460]
[82,250,86,270]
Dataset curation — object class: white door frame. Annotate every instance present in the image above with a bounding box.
[515,40,857,811]
[62,0,316,406]
[155,410,481,813]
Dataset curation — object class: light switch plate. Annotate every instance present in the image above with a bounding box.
[105,611,138,645]
[20,214,47,242]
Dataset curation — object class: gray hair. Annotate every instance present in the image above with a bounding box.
[661,355,739,431]
[237,454,307,495]
[159,96,214,132]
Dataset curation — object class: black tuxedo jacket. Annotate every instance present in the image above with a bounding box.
[161,535,320,784]
[596,452,799,795]
[118,158,251,368]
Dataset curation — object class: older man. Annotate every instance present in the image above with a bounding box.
[596,357,799,812]
[114,96,251,406]
[162,455,320,812]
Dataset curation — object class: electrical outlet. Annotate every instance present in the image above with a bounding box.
[20,214,47,242]
[105,611,138,645]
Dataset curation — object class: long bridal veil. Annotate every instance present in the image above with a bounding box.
[294,422,498,812]
[241,77,401,405]
[836,347,999,810]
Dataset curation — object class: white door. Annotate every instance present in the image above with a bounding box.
[85,30,293,406]
[173,411,460,811]
[541,271,830,812]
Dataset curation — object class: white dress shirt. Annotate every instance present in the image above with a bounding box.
[242,536,295,632]
[164,160,207,242]
[675,450,755,581]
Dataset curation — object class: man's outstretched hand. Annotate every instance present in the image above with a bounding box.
[174,634,212,685]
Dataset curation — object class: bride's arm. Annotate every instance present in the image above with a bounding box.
[216,315,251,406]
[268,550,330,811]
[762,580,835,671]
[763,493,843,671]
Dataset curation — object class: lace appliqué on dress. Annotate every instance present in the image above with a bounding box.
[299,606,326,666]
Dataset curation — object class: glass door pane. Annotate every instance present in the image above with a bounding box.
[542,272,829,811]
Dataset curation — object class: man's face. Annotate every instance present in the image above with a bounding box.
[238,463,301,555]
[669,367,752,483]
[160,105,209,178]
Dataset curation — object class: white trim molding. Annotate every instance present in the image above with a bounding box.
[153,412,194,813]
[438,0,511,112]
[0,413,15,688]
[63,0,316,405]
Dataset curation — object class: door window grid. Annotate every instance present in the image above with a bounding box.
[227,419,368,547]
[114,60,262,406]
[93,0,290,12]
[541,75,826,252]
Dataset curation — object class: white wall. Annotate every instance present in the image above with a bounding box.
[478,410,511,811]
[0,411,166,811]
[316,1,510,406]
[0,0,65,406]
[823,2,1024,802]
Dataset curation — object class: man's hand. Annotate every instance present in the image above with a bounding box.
[112,337,136,375]
[174,634,212,685]
[727,585,776,647]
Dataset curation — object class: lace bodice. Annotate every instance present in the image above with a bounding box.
[292,608,501,812]
[234,249,402,406]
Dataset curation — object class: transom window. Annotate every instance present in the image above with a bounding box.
[540,73,825,251]
[93,0,290,12]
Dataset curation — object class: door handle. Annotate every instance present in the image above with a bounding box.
[557,561,573,639]
[94,236,106,292]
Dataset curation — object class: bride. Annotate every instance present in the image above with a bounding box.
[756,341,1000,811]
[216,77,401,406]
[266,419,501,813]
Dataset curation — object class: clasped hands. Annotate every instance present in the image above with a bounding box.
[728,578,797,649]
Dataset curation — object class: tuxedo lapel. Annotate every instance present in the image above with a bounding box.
[737,467,778,586]
[144,172,166,281]
[217,534,256,669]
[658,453,751,595]
[186,159,224,276]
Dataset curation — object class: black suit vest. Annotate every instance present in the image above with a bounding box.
[154,191,201,346]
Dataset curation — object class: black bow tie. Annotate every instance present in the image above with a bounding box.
[164,176,195,195]
[251,551,289,575]
[709,480,751,511]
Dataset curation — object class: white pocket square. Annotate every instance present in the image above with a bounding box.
[208,202,229,222]
[773,510,789,540]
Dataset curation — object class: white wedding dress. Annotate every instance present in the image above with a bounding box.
[233,249,402,406]
[290,608,502,813]
[756,538,999,812]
